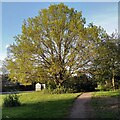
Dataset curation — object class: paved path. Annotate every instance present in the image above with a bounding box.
[69,92,95,118]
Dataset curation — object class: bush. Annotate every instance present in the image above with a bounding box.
[3,94,21,107]
[42,85,75,94]
[63,76,97,92]
[97,83,113,91]
[41,86,66,94]
[44,74,97,94]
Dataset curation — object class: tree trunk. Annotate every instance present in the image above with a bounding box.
[112,69,115,90]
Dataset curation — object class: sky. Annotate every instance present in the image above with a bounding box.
[0,2,118,60]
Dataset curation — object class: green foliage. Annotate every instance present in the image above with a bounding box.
[3,94,21,107]
[46,81,57,90]
[51,86,67,94]
[6,3,108,87]
[42,85,75,94]
[40,74,97,94]
[97,84,113,91]
[5,3,120,90]
[93,33,120,90]
[63,75,97,92]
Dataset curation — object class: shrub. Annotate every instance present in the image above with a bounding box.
[63,76,97,92]
[44,74,97,94]
[42,86,66,94]
[52,86,67,94]
[3,94,21,107]
[97,83,113,91]
[41,87,53,94]
[42,85,75,94]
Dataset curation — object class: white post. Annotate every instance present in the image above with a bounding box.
[35,83,41,91]
[42,84,46,89]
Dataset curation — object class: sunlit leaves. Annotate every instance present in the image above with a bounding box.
[6,3,109,85]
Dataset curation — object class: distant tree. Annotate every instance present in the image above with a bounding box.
[6,3,108,86]
[93,32,120,90]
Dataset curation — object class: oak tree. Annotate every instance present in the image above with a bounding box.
[6,3,107,86]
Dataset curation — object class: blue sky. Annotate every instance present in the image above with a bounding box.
[1,2,118,60]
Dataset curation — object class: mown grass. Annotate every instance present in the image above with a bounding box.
[0,91,80,118]
[91,90,120,118]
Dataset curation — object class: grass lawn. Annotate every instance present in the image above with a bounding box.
[0,91,80,118]
[91,90,120,119]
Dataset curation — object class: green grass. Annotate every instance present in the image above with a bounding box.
[1,91,80,118]
[91,90,120,118]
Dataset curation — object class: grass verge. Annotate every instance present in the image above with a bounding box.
[1,91,80,118]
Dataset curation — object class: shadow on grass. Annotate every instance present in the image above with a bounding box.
[2,95,120,120]
[2,91,120,119]
[91,93,120,119]
[2,97,76,119]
